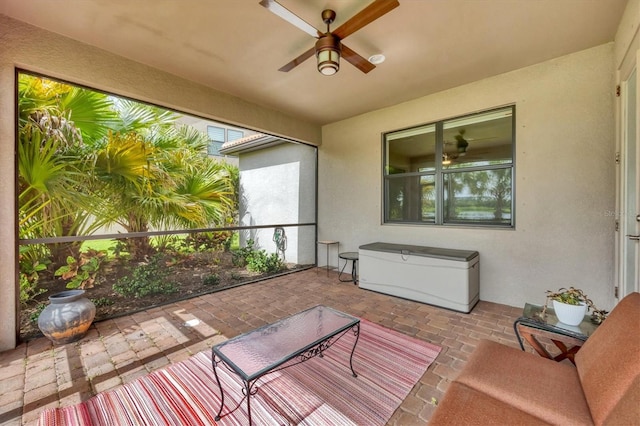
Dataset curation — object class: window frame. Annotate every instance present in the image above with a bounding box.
[382,106,516,228]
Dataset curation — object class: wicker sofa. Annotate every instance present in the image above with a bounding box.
[430,292,640,425]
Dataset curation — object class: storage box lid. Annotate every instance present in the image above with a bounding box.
[359,242,479,262]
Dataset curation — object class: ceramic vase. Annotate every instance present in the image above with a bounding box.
[38,290,96,344]
[552,300,587,326]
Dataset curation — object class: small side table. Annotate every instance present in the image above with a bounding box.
[317,240,339,274]
[338,252,359,284]
[513,303,600,365]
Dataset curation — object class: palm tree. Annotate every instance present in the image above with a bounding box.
[18,75,118,265]
[18,73,238,264]
[458,168,511,221]
[91,108,235,258]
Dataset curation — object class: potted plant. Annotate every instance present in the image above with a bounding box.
[543,287,608,326]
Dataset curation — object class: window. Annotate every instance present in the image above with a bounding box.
[383,106,514,227]
[207,126,244,156]
[207,125,225,156]
[227,129,244,141]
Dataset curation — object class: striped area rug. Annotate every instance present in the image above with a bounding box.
[39,319,441,426]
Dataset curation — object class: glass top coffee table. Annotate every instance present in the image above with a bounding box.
[212,305,360,425]
[513,303,600,365]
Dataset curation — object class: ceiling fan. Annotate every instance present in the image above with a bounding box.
[259,0,400,76]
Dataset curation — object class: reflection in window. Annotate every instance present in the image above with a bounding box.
[443,109,513,169]
[385,125,436,174]
[386,175,436,223]
[383,106,514,227]
[444,169,512,225]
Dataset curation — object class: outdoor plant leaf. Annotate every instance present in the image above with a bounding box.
[542,287,608,324]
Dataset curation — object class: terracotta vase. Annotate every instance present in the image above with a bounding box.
[38,290,96,344]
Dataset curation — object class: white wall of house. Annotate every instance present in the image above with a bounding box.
[0,15,320,350]
[238,143,316,266]
[319,43,618,311]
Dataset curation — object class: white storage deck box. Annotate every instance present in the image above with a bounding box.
[359,242,480,313]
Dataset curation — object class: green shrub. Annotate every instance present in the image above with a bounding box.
[112,255,177,298]
[231,239,255,267]
[203,274,220,286]
[91,297,114,308]
[29,303,46,324]
[18,245,48,305]
[247,251,285,274]
[186,231,233,252]
[54,250,106,289]
[231,239,285,274]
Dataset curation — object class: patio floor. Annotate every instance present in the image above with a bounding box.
[0,268,525,426]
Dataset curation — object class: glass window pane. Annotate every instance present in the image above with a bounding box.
[385,175,436,223]
[443,169,512,225]
[443,107,512,169]
[227,129,244,141]
[207,125,225,142]
[208,140,223,156]
[385,125,436,174]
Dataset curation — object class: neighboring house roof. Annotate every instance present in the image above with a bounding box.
[219,133,286,155]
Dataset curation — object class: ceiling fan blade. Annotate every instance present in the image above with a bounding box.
[341,44,376,74]
[259,0,322,38]
[278,46,316,72]
[332,0,400,40]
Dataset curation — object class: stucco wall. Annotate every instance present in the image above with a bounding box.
[319,44,617,310]
[238,143,316,265]
[0,15,320,350]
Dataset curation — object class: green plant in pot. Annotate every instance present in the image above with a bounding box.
[543,287,608,326]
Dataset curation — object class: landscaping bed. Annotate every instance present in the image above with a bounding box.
[20,249,309,341]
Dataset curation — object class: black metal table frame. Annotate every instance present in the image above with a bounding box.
[338,252,358,284]
[212,319,360,425]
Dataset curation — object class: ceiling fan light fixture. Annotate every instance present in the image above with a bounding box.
[316,34,341,76]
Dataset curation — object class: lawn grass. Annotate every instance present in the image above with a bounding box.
[80,231,241,255]
[81,239,116,253]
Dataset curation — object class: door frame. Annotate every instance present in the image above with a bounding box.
[616,48,640,299]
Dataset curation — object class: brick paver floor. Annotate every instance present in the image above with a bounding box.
[0,268,525,426]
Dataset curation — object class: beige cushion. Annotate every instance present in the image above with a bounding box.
[455,339,594,425]
[430,382,551,425]
[575,292,640,425]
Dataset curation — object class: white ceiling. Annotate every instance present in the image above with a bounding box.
[1,0,628,125]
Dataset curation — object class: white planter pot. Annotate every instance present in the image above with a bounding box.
[552,300,587,326]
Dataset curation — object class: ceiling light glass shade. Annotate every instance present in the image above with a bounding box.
[316,35,341,76]
[318,50,339,75]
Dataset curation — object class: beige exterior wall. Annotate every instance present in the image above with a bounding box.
[238,143,317,265]
[319,43,617,309]
[0,15,320,351]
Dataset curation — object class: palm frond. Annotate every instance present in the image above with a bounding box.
[60,87,119,144]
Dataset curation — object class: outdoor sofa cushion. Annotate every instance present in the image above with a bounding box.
[431,292,640,425]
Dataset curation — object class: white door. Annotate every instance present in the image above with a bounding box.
[621,68,640,297]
